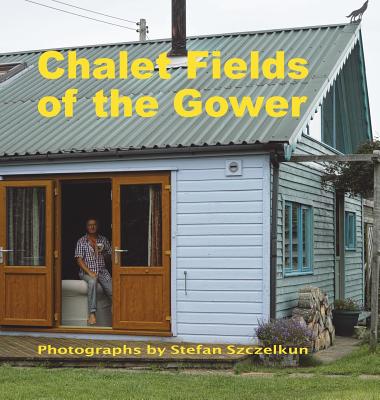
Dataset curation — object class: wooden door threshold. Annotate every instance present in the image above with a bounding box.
[0,326,173,337]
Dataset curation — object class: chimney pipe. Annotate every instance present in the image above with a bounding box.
[168,0,187,57]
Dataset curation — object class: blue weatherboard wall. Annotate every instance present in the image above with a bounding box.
[276,134,364,318]
[0,154,271,344]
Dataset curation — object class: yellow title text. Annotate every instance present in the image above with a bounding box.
[37,50,310,119]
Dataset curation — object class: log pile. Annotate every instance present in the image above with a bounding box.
[292,287,335,352]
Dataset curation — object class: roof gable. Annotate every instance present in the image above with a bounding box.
[320,37,372,153]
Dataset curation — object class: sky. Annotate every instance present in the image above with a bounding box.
[1,0,379,135]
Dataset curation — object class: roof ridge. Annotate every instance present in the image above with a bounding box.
[0,22,357,57]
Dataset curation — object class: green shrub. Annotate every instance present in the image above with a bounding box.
[334,298,360,312]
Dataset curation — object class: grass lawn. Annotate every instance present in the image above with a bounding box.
[236,344,380,376]
[305,345,380,376]
[0,346,379,400]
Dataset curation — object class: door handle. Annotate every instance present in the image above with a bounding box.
[114,248,128,264]
[0,247,14,264]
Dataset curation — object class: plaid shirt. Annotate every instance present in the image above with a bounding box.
[75,234,112,281]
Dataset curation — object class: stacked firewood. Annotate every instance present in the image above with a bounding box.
[292,287,335,352]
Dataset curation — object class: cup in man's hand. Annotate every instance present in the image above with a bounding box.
[97,243,104,253]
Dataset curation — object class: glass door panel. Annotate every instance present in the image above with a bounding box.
[6,187,46,266]
[0,181,54,326]
[112,174,171,332]
[120,184,162,267]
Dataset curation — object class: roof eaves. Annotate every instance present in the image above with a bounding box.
[0,142,287,164]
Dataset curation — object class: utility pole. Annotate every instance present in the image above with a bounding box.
[370,150,380,352]
[138,18,148,41]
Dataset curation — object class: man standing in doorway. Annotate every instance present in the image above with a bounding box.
[75,218,112,325]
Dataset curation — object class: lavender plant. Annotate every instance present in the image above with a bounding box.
[256,318,314,349]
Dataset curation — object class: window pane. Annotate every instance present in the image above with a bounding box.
[348,215,352,246]
[284,202,313,275]
[302,207,311,271]
[335,194,342,256]
[120,184,162,266]
[292,205,299,272]
[345,212,356,249]
[6,187,46,266]
[284,204,291,270]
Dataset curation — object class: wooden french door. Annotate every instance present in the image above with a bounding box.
[0,180,54,326]
[112,173,171,332]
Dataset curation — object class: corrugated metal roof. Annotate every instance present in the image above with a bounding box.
[0,23,362,158]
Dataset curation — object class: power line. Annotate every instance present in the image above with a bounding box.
[47,0,138,25]
[25,0,138,31]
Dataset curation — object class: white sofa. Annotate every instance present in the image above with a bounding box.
[61,280,112,327]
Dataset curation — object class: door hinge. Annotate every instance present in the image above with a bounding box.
[164,250,171,257]
[164,184,171,192]
[53,250,59,259]
[166,316,172,321]
[54,313,59,322]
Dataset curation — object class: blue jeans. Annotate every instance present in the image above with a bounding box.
[81,273,112,314]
